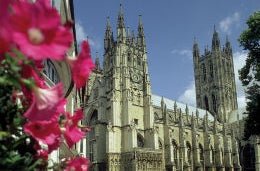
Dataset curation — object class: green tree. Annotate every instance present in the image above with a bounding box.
[238,11,260,140]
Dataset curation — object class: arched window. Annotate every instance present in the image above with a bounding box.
[127,52,131,62]
[204,96,209,111]
[172,140,178,167]
[42,59,60,84]
[89,110,98,162]
[212,94,217,113]
[137,133,144,148]
[186,142,192,164]
[199,144,204,166]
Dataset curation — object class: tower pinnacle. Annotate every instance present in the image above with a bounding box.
[117,4,126,42]
[137,15,146,49]
[212,26,220,51]
[193,37,200,59]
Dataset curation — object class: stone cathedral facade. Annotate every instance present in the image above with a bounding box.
[81,5,253,171]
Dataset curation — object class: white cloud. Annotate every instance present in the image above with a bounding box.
[237,95,246,108]
[178,81,196,106]
[171,49,192,57]
[75,21,101,50]
[219,12,240,34]
[233,51,247,108]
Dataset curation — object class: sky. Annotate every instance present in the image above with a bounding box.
[73,1,260,109]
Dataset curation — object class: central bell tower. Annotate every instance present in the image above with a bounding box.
[193,27,238,122]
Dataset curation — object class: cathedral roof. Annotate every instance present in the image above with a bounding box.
[152,94,214,121]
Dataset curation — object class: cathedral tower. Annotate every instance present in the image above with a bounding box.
[85,5,161,170]
[193,27,238,122]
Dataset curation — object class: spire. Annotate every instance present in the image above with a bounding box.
[193,37,200,59]
[117,4,126,42]
[203,111,209,132]
[191,112,197,129]
[117,4,125,28]
[185,104,189,124]
[195,109,199,126]
[138,15,144,36]
[174,101,177,120]
[179,108,184,127]
[126,26,131,43]
[137,15,146,49]
[131,30,135,45]
[95,52,100,71]
[212,25,220,52]
[105,17,112,38]
[225,35,232,55]
[104,17,113,51]
[185,104,189,115]
[161,97,165,108]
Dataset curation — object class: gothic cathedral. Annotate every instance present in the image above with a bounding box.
[82,5,250,171]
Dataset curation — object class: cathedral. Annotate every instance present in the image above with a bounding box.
[79,5,259,171]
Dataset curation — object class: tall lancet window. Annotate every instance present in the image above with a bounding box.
[42,59,60,85]
[172,140,178,167]
[137,133,144,148]
[212,94,217,113]
[89,110,97,162]
[199,144,204,166]
[204,96,209,111]
[186,142,192,164]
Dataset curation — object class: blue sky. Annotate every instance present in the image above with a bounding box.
[73,1,260,108]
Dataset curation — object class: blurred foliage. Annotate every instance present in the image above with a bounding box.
[238,11,260,140]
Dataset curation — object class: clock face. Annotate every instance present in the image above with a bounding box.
[132,73,139,83]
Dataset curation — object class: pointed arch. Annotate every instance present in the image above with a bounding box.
[137,133,144,148]
[186,141,192,164]
[89,110,98,162]
[172,140,178,167]
[199,144,204,166]
[204,95,209,111]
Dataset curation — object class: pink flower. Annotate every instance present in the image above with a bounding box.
[23,83,66,121]
[62,110,85,148]
[24,120,62,152]
[0,0,13,56]
[11,0,73,60]
[67,41,95,89]
[65,157,90,171]
[21,64,47,89]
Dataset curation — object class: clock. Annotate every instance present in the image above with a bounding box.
[132,73,139,83]
[131,72,140,83]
